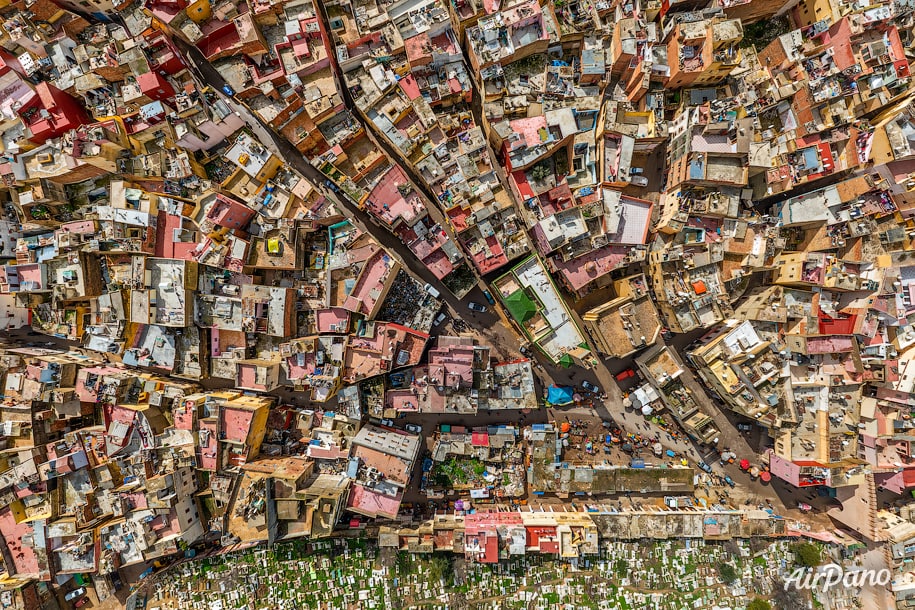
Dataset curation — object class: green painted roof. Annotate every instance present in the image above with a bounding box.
[504,290,538,323]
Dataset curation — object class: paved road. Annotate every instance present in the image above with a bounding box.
[152,39,810,516]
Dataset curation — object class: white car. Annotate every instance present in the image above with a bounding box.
[433,312,447,326]
[65,588,86,602]
[381,419,394,427]
[631,175,648,187]
[405,424,422,434]
[423,283,441,299]
[468,302,487,313]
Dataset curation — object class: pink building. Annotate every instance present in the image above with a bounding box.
[206,194,256,230]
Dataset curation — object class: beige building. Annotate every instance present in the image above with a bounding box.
[582,274,661,358]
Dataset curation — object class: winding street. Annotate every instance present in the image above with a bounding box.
[161,35,825,518]
[172,38,530,354]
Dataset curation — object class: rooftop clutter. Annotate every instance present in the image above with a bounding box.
[3,0,915,604]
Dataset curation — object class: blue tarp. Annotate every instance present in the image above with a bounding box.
[546,385,575,406]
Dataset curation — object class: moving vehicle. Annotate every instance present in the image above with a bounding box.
[467,302,487,313]
[482,290,496,305]
[65,588,86,602]
[423,283,441,299]
[582,380,600,393]
[405,424,422,434]
[221,84,235,97]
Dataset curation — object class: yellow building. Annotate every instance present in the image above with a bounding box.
[186,0,212,23]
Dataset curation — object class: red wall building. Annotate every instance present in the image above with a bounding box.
[17,82,90,144]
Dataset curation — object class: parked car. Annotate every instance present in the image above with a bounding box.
[405,424,422,434]
[74,598,91,608]
[724,475,736,487]
[65,588,86,602]
[615,368,636,381]
[221,84,235,97]
[697,461,713,474]
[381,419,394,427]
[736,423,753,432]
[467,302,487,313]
[631,175,648,187]
[433,312,447,326]
[482,290,496,305]
[323,179,340,193]
[423,283,441,299]
[582,380,601,393]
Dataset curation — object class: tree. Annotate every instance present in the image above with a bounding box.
[718,562,739,584]
[747,599,772,610]
[531,163,551,182]
[740,16,790,50]
[770,577,809,610]
[790,542,821,567]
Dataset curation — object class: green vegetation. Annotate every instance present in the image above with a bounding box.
[156,535,809,610]
[434,457,486,487]
[790,542,821,567]
[442,264,477,298]
[740,16,790,50]
[718,562,739,584]
[530,162,552,182]
[425,554,455,586]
